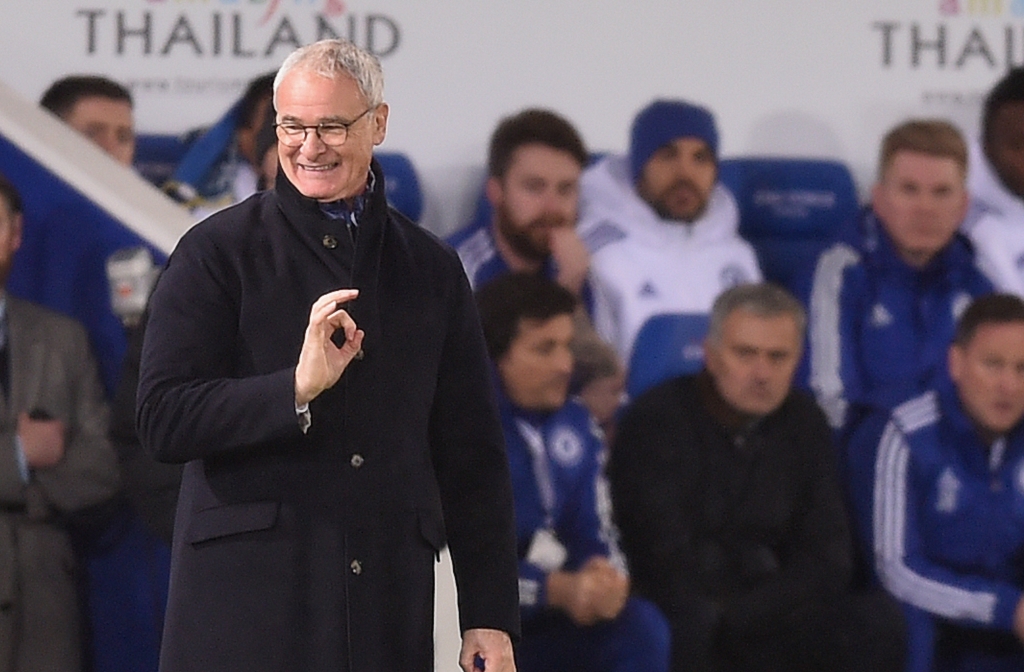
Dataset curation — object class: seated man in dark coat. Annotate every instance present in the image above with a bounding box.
[608,282,905,672]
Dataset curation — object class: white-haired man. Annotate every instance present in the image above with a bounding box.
[138,39,520,672]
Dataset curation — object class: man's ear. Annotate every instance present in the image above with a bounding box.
[948,343,963,385]
[10,213,22,253]
[371,102,389,146]
[485,176,503,208]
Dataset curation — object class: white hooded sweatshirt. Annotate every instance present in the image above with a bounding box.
[578,154,761,364]
[964,139,1024,297]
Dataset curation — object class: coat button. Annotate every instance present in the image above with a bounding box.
[350,454,364,468]
[322,234,338,249]
[354,349,365,361]
[350,559,362,575]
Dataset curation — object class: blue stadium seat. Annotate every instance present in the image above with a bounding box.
[718,157,859,294]
[375,151,424,223]
[626,312,710,400]
[133,133,193,188]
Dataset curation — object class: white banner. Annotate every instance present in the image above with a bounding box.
[0,0,1019,233]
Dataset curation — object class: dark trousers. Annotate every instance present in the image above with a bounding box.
[516,596,671,672]
[934,621,1024,672]
[669,591,906,672]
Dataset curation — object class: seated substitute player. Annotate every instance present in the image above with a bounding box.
[476,272,669,672]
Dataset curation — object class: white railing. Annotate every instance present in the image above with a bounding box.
[0,78,193,254]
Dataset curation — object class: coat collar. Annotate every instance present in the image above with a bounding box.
[273,159,387,236]
[271,158,391,359]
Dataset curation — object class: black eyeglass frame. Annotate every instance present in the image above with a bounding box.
[273,106,375,147]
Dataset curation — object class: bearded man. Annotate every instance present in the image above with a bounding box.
[451,108,592,304]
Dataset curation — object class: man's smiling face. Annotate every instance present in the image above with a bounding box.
[274,68,388,202]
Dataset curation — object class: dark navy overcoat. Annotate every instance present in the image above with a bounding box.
[138,161,520,672]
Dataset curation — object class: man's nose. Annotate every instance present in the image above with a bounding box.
[97,133,120,156]
[750,356,774,381]
[671,157,695,180]
[299,129,327,155]
[556,349,574,375]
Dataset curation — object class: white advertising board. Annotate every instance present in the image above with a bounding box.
[0,0,1018,233]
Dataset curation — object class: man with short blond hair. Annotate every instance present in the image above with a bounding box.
[877,119,968,181]
[807,119,993,434]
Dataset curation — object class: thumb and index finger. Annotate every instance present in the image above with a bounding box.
[308,289,361,335]
[310,288,359,316]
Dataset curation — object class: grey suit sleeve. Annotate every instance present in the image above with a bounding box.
[0,433,27,506]
[30,321,120,514]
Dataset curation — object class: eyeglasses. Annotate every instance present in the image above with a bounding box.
[274,107,374,148]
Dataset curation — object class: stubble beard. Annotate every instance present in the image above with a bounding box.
[496,203,567,264]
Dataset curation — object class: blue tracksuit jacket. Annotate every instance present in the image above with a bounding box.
[498,394,625,619]
[845,379,1024,671]
[806,209,993,433]
[449,221,594,312]
[497,391,670,672]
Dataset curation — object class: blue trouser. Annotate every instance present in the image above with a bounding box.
[516,596,670,672]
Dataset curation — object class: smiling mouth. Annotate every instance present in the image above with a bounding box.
[299,163,338,172]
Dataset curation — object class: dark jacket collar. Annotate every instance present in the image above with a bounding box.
[274,159,387,232]
[271,158,390,358]
[695,369,764,440]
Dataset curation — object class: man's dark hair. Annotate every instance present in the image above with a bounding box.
[0,172,22,216]
[238,72,276,130]
[40,75,133,119]
[983,68,1024,145]
[487,108,588,179]
[953,293,1024,346]
[476,272,577,361]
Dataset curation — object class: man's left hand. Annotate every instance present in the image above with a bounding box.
[549,226,590,298]
[582,556,629,620]
[459,628,515,672]
[18,412,66,469]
